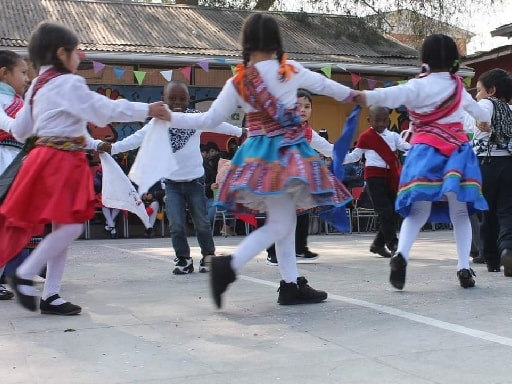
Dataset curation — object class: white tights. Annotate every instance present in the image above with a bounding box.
[17,222,84,300]
[397,192,471,270]
[231,194,299,283]
[102,207,120,228]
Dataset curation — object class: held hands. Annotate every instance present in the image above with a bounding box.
[477,121,491,133]
[148,101,171,121]
[97,141,112,154]
[211,182,219,191]
[352,91,367,106]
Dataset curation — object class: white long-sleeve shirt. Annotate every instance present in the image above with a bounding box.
[310,129,333,157]
[364,72,491,126]
[171,60,353,131]
[112,117,242,181]
[470,100,512,157]
[344,128,410,168]
[0,66,149,150]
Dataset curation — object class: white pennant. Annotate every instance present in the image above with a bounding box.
[160,70,173,82]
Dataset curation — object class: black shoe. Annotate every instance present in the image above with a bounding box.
[172,257,194,275]
[472,255,486,264]
[277,276,327,305]
[266,253,278,266]
[199,255,212,273]
[144,228,153,238]
[210,255,236,308]
[457,268,476,288]
[487,263,501,273]
[7,275,37,311]
[389,253,407,290]
[296,248,319,263]
[501,249,512,277]
[387,240,398,255]
[0,284,14,300]
[370,244,392,258]
[40,294,81,315]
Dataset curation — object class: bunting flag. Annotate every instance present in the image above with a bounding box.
[464,77,472,87]
[78,51,86,59]
[320,65,332,78]
[319,105,362,233]
[367,78,377,90]
[160,70,173,82]
[351,73,361,87]
[113,67,126,79]
[92,61,106,74]
[397,80,408,85]
[383,80,394,87]
[336,64,347,72]
[231,65,237,75]
[214,58,227,64]
[133,70,147,86]
[178,66,192,81]
[99,153,150,228]
[197,59,209,72]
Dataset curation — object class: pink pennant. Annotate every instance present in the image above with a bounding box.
[178,66,192,81]
[78,51,86,59]
[92,61,106,74]
[367,79,377,90]
[197,59,209,72]
[351,73,361,88]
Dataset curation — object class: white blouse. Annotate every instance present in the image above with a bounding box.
[0,66,149,149]
[171,60,353,131]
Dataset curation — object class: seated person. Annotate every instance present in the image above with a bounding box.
[142,181,165,238]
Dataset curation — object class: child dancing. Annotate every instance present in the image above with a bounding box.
[354,34,491,290]
[169,14,354,308]
[0,22,170,314]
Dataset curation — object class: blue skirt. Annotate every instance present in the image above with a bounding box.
[396,143,488,223]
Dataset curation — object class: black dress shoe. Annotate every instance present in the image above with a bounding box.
[487,264,501,272]
[501,249,512,277]
[40,294,81,315]
[472,255,486,264]
[457,268,476,288]
[0,284,14,300]
[8,275,37,311]
[370,244,392,258]
[210,255,236,309]
[389,253,407,290]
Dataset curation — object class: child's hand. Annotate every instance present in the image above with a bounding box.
[149,101,171,121]
[97,142,112,153]
[477,121,491,132]
[211,182,219,190]
[352,91,367,106]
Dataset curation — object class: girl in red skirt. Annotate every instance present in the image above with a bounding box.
[0,22,170,315]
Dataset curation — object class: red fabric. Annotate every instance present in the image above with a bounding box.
[235,213,258,228]
[357,128,401,192]
[0,147,95,265]
[29,67,65,107]
[0,94,24,142]
[146,207,154,215]
[304,122,313,143]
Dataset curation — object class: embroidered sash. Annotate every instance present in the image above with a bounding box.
[357,128,401,192]
[409,75,467,156]
[232,64,302,147]
[36,136,86,151]
[0,94,24,148]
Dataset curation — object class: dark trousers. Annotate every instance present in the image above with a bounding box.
[479,157,512,267]
[268,213,310,256]
[365,177,398,248]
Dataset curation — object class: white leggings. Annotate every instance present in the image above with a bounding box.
[102,207,120,228]
[231,194,299,283]
[397,192,471,270]
[17,222,84,300]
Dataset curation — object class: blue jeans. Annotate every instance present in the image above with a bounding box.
[164,177,215,258]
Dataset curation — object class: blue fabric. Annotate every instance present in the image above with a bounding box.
[320,106,362,233]
[397,142,488,223]
[0,81,15,97]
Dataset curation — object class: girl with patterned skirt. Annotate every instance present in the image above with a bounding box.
[0,22,170,315]
[355,34,492,290]
[170,14,354,308]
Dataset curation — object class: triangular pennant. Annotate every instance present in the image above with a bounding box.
[160,70,173,82]
[214,58,227,64]
[367,79,377,90]
[464,77,472,87]
[336,64,347,72]
[78,51,86,59]
[397,80,408,85]
[320,65,332,78]
[113,67,125,79]
[197,59,209,72]
[133,70,147,86]
[351,73,361,87]
[231,65,237,75]
[92,61,106,74]
[178,66,191,81]
[383,80,394,88]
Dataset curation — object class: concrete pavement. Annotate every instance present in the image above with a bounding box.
[2,230,512,384]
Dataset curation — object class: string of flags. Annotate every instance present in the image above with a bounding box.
[82,52,473,88]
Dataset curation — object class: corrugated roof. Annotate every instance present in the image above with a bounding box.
[0,0,419,67]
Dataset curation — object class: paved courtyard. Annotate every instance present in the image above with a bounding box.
[2,230,511,384]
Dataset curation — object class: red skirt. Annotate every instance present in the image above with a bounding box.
[0,146,95,265]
